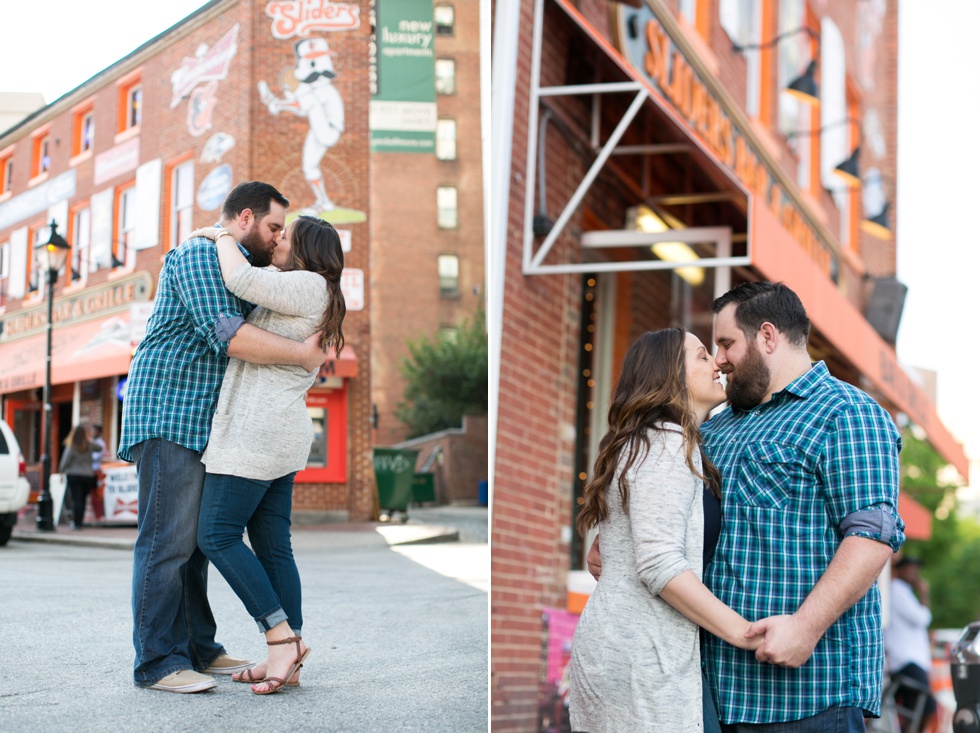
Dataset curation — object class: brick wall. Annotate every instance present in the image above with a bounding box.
[394,413,488,503]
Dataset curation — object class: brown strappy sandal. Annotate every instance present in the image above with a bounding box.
[233,665,300,687]
[251,636,311,695]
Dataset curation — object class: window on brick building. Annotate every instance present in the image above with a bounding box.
[117,72,143,134]
[435,5,455,36]
[0,152,12,194]
[168,157,195,251]
[69,204,91,284]
[436,119,457,160]
[435,59,456,95]
[31,131,51,179]
[438,253,460,297]
[114,182,137,268]
[27,222,51,293]
[440,324,459,343]
[72,104,95,158]
[679,0,696,25]
[0,241,8,306]
[436,186,458,229]
[720,0,761,117]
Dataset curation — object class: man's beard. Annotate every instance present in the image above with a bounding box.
[239,227,274,267]
[726,341,771,410]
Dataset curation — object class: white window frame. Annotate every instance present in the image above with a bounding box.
[170,160,195,249]
[437,186,458,229]
[436,119,457,160]
[438,253,460,297]
[434,5,455,36]
[435,59,456,95]
[71,206,91,283]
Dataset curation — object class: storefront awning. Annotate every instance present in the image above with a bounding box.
[0,313,133,393]
[750,197,969,480]
[317,345,357,379]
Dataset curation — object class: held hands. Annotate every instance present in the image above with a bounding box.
[744,614,820,668]
[189,226,230,242]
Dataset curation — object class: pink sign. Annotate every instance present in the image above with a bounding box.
[170,25,240,108]
[265,0,360,39]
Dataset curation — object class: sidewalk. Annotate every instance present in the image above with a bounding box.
[12,503,466,550]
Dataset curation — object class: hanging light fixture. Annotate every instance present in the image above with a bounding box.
[785,60,819,105]
[833,146,861,187]
[732,27,820,105]
[861,202,892,239]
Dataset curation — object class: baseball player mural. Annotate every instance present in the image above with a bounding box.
[258,37,357,218]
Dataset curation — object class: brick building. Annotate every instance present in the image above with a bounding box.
[0,0,483,522]
[370,0,486,447]
[490,0,968,730]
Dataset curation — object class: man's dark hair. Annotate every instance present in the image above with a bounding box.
[712,281,811,348]
[221,181,289,221]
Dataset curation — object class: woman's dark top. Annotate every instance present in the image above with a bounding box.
[703,487,721,571]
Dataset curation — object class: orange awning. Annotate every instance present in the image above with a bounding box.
[317,345,357,379]
[0,313,133,393]
[898,492,933,541]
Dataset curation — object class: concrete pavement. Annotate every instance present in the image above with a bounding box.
[0,505,488,733]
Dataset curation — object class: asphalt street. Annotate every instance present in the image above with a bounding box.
[0,506,488,733]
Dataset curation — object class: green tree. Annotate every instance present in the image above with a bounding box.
[899,428,980,628]
[396,307,488,439]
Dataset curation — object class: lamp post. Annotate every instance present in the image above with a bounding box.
[34,219,70,532]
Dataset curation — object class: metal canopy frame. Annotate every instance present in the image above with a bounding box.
[522,0,752,277]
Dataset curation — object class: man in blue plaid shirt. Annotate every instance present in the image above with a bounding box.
[118,181,328,694]
[703,282,905,732]
[586,282,905,731]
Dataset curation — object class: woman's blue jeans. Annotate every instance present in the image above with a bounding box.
[130,439,226,687]
[197,471,303,635]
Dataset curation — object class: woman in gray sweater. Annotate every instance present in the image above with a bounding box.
[569,329,760,732]
[59,425,95,530]
[193,216,346,695]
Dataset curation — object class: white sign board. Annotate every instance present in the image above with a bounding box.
[341,268,364,311]
[102,464,139,523]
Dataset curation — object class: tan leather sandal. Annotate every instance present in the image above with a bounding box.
[251,636,311,695]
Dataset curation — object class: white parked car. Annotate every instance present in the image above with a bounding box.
[0,420,30,546]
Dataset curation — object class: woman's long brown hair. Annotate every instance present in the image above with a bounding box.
[575,328,721,536]
[64,424,91,452]
[281,216,347,353]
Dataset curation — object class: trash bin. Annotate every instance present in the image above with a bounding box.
[411,473,436,504]
[951,622,980,733]
[373,447,419,523]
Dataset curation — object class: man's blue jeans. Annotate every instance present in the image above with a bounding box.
[721,707,866,733]
[197,472,303,635]
[130,439,226,687]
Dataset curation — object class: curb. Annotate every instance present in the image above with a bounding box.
[11,522,460,551]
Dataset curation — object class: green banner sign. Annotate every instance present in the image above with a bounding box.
[370,0,437,153]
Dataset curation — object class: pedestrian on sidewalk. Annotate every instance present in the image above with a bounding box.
[118,182,329,694]
[59,425,96,531]
[88,424,106,522]
[192,216,346,695]
[885,556,937,732]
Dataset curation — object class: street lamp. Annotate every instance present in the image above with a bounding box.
[34,219,70,532]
